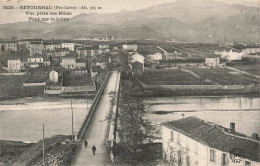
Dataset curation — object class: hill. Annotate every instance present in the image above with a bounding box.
[0,0,259,42]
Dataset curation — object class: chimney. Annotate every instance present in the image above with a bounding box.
[252,133,259,141]
[230,122,235,131]
[182,114,185,119]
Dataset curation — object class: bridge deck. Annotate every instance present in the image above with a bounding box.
[72,70,120,166]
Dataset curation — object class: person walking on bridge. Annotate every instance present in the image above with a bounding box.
[92,145,96,155]
[84,139,88,148]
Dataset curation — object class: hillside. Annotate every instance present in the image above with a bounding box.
[0,0,259,42]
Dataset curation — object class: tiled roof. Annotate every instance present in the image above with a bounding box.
[162,116,260,162]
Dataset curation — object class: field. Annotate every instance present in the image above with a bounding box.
[0,74,46,99]
[137,44,163,55]
[190,67,259,85]
[138,67,259,86]
[139,69,210,85]
[63,73,94,86]
[158,42,237,59]
[227,63,260,76]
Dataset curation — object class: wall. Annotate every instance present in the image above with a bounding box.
[162,126,259,166]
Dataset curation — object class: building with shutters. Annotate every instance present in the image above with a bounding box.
[161,117,259,166]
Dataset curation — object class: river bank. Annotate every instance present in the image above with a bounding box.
[0,135,80,166]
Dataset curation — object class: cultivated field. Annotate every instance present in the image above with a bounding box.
[0,74,44,99]
[228,63,260,76]
[190,67,259,85]
[139,69,210,85]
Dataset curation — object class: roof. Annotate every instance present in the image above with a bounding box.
[30,54,43,58]
[76,59,86,63]
[162,117,260,162]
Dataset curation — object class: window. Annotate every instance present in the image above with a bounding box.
[221,153,228,166]
[186,156,190,166]
[210,149,216,162]
[170,147,174,161]
[177,134,180,145]
[194,142,198,154]
[171,131,174,141]
[245,161,251,166]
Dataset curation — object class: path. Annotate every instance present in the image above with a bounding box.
[72,70,120,166]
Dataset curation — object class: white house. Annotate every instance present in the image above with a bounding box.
[49,70,58,83]
[162,116,259,166]
[62,55,76,69]
[148,53,163,61]
[43,43,54,51]
[29,40,43,56]
[7,58,21,72]
[99,44,109,49]
[122,44,138,51]
[61,42,74,51]
[205,57,220,67]
[0,41,17,51]
[243,48,260,55]
[27,54,44,68]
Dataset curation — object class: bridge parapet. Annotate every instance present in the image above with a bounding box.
[77,72,111,141]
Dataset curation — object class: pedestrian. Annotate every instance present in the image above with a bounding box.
[84,139,88,148]
[92,145,96,155]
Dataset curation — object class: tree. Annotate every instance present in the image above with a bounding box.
[117,90,154,160]
[50,55,53,66]
[1,44,5,52]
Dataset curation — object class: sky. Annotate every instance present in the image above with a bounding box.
[0,0,259,24]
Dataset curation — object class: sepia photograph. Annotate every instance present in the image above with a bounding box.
[0,0,259,165]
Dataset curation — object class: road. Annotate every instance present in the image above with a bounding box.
[72,70,120,166]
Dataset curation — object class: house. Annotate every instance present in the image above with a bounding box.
[162,116,260,166]
[205,57,220,67]
[54,48,70,57]
[76,46,98,59]
[0,40,17,51]
[7,57,21,72]
[43,41,54,51]
[29,40,43,56]
[99,44,109,49]
[62,55,76,69]
[49,70,58,83]
[61,41,74,51]
[148,53,163,61]
[44,58,51,67]
[27,54,44,68]
[243,48,260,55]
[132,61,144,76]
[123,44,138,51]
[76,59,86,69]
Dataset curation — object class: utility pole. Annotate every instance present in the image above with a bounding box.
[42,124,45,166]
[71,98,74,142]
[86,92,88,112]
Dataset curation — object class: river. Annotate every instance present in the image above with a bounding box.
[0,96,259,142]
[0,96,92,142]
[144,96,260,137]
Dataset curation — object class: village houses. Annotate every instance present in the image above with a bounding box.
[61,41,74,51]
[27,54,44,68]
[123,44,138,51]
[62,55,76,69]
[205,57,220,67]
[7,57,21,72]
[162,116,259,166]
[0,40,17,51]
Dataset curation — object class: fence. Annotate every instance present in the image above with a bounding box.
[77,72,111,141]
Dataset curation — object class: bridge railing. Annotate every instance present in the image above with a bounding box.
[77,72,111,141]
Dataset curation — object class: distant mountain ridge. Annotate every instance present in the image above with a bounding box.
[0,0,259,43]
